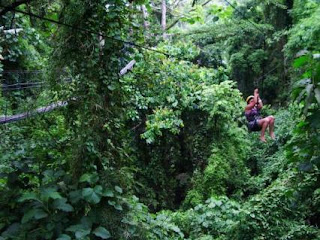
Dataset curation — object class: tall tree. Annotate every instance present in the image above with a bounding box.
[161,0,167,38]
[141,5,149,30]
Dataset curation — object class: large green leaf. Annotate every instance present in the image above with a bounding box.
[114,186,123,194]
[22,208,48,223]
[18,192,40,202]
[79,173,99,184]
[34,209,48,219]
[101,189,114,197]
[114,203,123,211]
[41,187,62,201]
[53,198,74,212]
[66,224,91,239]
[293,55,309,68]
[56,234,72,240]
[93,227,111,239]
[66,224,83,232]
[82,187,101,204]
[94,185,103,195]
[108,200,123,211]
[75,229,91,239]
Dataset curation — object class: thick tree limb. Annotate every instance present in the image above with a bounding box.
[119,60,136,76]
[0,101,68,124]
[161,0,167,39]
[141,5,149,29]
[0,0,32,16]
[0,61,136,124]
[4,28,23,34]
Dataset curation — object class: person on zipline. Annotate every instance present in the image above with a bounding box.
[245,88,275,142]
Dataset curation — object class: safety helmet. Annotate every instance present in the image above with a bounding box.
[246,95,254,104]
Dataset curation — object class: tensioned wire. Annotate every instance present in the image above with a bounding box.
[1,70,49,122]
[1,2,279,82]
[1,2,270,64]
[0,5,173,58]
[1,2,280,89]
[0,1,280,122]
[222,0,266,34]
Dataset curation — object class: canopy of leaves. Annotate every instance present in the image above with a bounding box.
[0,0,319,239]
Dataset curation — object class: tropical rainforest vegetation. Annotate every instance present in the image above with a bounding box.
[0,0,319,239]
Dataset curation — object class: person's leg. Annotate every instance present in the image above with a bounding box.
[268,116,275,139]
[257,118,271,142]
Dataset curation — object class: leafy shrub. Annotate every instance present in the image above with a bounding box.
[142,196,242,240]
[230,169,320,240]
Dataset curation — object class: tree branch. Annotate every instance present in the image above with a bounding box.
[161,0,167,39]
[0,62,135,124]
[119,60,136,76]
[141,5,149,29]
[0,0,32,17]
[166,0,212,31]
[0,101,68,124]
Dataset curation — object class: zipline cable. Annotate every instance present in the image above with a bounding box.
[2,3,266,65]
[1,2,274,71]
[222,0,282,93]
[254,65,279,87]
[0,5,175,58]
[222,0,266,34]
[2,85,45,91]
[0,2,281,119]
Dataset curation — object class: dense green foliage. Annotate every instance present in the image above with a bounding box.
[0,0,319,239]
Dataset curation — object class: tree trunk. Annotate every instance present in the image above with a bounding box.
[161,0,167,39]
[141,5,149,30]
[0,101,68,124]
